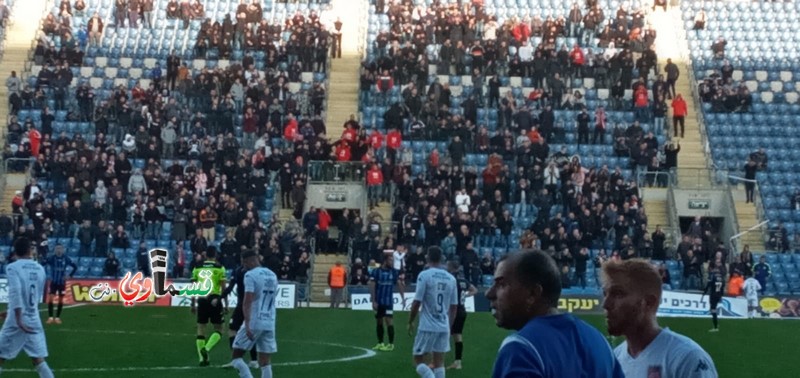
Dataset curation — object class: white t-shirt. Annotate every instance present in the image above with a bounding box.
[743,277,762,300]
[244,267,279,332]
[392,250,406,272]
[414,267,457,333]
[455,193,471,213]
[614,328,718,378]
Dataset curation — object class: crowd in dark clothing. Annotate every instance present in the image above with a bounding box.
[192,8,331,74]
[316,1,682,287]
[1,7,339,280]
[363,0,659,112]
[697,60,753,113]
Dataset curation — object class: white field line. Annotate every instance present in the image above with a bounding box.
[2,335,377,373]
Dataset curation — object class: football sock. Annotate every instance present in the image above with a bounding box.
[57,301,63,317]
[455,341,463,360]
[712,313,719,329]
[416,363,435,378]
[433,367,446,378]
[206,332,222,351]
[250,348,258,361]
[377,324,385,343]
[196,336,206,361]
[229,336,235,348]
[261,364,273,378]
[387,325,395,344]
[48,301,54,318]
[35,361,54,378]
[232,358,253,378]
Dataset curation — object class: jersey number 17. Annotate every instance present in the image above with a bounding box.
[261,290,276,312]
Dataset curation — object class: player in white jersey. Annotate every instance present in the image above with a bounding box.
[230,251,279,378]
[602,259,718,378]
[408,247,458,378]
[742,271,762,318]
[0,246,55,378]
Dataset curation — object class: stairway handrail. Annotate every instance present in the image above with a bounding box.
[666,185,682,254]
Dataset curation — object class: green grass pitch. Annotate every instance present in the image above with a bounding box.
[0,305,795,377]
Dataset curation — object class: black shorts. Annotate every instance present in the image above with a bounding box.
[229,306,244,331]
[197,295,224,325]
[710,295,722,311]
[451,309,467,334]
[49,282,66,295]
[374,304,394,319]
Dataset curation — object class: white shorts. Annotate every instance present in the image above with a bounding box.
[232,326,277,354]
[747,298,759,307]
[0,325,48,360]
[412,330,450,356]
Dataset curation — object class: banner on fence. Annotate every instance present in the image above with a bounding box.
[63,279,172,306]
[351,292,475,313]
[759,296,800,318]
[170,283,296,309]
[556,295,603,314]
[658,290,748,318]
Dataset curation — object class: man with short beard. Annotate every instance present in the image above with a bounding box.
[602,259,718,377]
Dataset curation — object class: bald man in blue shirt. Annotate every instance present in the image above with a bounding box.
[486,250,624,378]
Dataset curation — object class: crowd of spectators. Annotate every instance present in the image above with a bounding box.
[670,215,785,298]
[330,0,698,287]
[191,8,331,71]
[363,0,660,109]
[0,3,342,280]
[697,59,753,113]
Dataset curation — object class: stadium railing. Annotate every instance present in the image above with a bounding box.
[666,185,682,254]
[289,278,311,308]
[637,169,676,190]
[307,160,366,183]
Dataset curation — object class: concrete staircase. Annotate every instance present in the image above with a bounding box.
[324,54,361,135]
[310,253,346,303]
[642,188,669,229]
[731,190,766,251]
[651,8,765,251]
[0,0,49,210]
[323,0,366,136]
[648,8,710,188]
[0,174,27,213]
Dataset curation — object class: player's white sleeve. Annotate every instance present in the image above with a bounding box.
[413,274,426,303]
[6,266,23,311]
[244,272,256,293]
[755,281,762,291]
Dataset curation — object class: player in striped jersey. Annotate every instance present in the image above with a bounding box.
[446,261,477,370]
[44,244,76,325]
[369,253,405,351]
